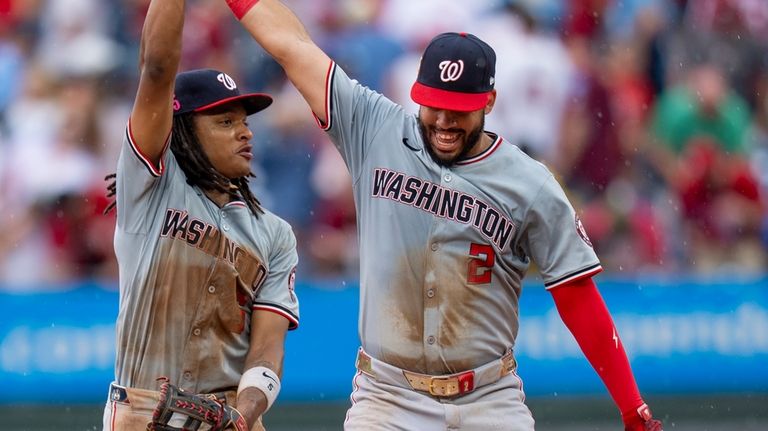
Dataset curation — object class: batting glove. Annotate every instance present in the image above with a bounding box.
[623,403,663,431]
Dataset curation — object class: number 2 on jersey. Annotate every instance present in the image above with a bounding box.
[467,243,495,284]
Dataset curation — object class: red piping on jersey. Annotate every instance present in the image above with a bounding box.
[253,304,299,330]
[456,135,503,165]
[224,201,247,208]
[546,264,603,289]
[513,367,526,403]
[313,60,335,131]
[110,398,117,430]
[126,118,169,177]
[550,277,644,420]
[344,371,362,426]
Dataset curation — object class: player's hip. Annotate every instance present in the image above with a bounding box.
[345,365,533,430]
[353,347,521,401]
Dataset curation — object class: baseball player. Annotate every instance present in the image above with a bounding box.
[225,1,663,430]
[102,0,299,430]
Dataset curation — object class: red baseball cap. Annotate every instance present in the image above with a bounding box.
[173,69,272,116]
[410,32,496,112]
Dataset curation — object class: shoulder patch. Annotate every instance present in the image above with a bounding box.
[575,214,593,247]
[288,267,297,303]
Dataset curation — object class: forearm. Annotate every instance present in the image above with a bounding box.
[236,0,313,65]
[236,311,290,425]
[226,0,331,119]
[245,315,287,377]
[139,0,184,79]
[129,0,184,165]
[550,278,643,415]
[236,351,283,423]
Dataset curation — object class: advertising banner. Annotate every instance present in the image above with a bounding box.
[1,276,766,403]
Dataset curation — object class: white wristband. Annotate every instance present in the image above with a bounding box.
[238,366,281,411]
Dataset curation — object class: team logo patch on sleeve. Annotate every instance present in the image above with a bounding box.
[288,267,297,303]
[575,214,593,247]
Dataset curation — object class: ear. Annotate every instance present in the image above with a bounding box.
[484,89,497,115]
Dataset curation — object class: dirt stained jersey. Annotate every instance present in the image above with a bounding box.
[317,65,601,375]
[112,125,299,392]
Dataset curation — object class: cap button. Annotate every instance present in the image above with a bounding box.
[459,32,467,37]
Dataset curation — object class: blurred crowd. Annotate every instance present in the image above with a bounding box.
[0,0,767,286]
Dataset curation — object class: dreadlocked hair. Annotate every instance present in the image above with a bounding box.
[103,112,264,217]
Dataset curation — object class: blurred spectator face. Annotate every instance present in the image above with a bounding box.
[690,65,727,116]
[417,104,491,167]
[58,78,101,153]
[339,0,381,26]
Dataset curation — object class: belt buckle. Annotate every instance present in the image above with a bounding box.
[428,371,474,397]
[428,376,457,397]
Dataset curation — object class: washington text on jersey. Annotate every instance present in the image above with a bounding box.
[371,167,516,250]
[160,208,268,290]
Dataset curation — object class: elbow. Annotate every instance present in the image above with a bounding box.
[267,34,312,69]
[139,48,181,83]
[267,44,293,69]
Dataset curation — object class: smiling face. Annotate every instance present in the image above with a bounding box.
[416,91,496,167]
[192,103,254,179]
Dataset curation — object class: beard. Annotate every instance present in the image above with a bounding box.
[418,116,485,167]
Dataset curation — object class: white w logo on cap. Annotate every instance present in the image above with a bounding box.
[439,60,464,82]
[217,72,237,90]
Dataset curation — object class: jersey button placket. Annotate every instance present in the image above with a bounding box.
[221,210,230,231]
[424,220,444,368]
[422,292,440,362]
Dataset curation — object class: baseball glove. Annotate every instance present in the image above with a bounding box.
[147,378,248,431]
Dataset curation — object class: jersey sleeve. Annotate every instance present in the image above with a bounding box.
[521,175,602,289]
[252,219,300,330]
[313,63,404,183]
[115,121,174,234]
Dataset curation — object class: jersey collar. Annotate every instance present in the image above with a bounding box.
[456,132,502,166]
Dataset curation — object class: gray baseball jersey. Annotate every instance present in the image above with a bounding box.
[317,65,600,376]
[111,124,299,393]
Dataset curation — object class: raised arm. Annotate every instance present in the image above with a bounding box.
[227,0,332,123]
[129,0,184,165]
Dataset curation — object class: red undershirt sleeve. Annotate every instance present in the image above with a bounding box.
[549,276,644,422]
